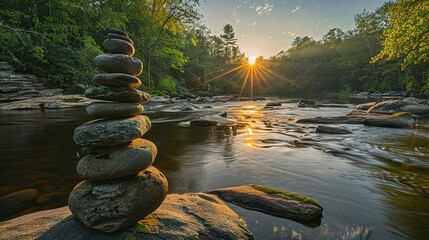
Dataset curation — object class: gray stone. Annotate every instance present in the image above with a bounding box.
[364,112,415,128]
[316,125,352,134]
[103,39,135,56]
[107,33,134,45]
[92,73,141,88]
[86,102,144,119]
[0,95,94,110]
[298,100,318,108]
[77,139,156,180]
[84,86,150,103]
[265,102,282,107]
[95,54,143,76]
[108,28,128,37]
[356,102,376,111]
[368,100,429,115]
[0,189,38,218]
[39,88,64,96]
[68,167,168,233]
[73,115,151,147]
[403,97,428,105]
[209,185,323,224]
[0,193,253,240]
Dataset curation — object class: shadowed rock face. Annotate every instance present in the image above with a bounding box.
[86,102,144,119]
[0,193,254,240]
[92,73,141,88]
[94,54,143,76]
[68,167,168,233]
[368,100,429,115]
[77,139,156,180]
[84,86,150,103]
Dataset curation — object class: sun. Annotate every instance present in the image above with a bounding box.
[248,57,256,65]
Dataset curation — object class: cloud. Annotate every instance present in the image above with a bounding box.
[255,3,274,16]
[291,6,301,13]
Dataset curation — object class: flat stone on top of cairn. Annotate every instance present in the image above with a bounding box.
[69,28,168,233]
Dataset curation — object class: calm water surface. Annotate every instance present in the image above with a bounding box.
[1,101,428,239]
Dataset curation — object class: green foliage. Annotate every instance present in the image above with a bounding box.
[158,75,177,93]
[135,223,150,234]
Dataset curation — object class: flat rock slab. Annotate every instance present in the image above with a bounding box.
[69,167,168,232]
[73,115,151,147]
[295,110,394,125]
[0,95,94,110]
[0,193,253,240]
[316,125,352,134]
[368,100,429,115]
[209,185,323,224]
[364,112,415,128]
[77,138,156,180]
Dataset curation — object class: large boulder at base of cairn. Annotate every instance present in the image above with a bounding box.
[69,28,168,233]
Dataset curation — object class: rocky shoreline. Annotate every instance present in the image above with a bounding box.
[0,185,323,240]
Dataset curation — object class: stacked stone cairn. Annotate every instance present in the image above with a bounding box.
[68,28,168,233]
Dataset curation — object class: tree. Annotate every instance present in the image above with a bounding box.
[372,0,429,90]
[220,24,237,62]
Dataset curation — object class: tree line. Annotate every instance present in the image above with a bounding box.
[0,0,427,98]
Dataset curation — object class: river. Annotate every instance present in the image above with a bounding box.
[0,100,428,239]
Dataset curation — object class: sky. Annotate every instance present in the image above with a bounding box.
[199,0,388,58]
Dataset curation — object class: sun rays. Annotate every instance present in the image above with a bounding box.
[192,56,293,98]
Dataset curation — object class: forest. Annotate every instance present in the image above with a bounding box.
[0,0,428,98]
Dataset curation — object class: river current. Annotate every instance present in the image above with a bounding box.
[0,100,428,239]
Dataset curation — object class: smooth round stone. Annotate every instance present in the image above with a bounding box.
[108,28,128,37]
[107,33,134,45]
[86,102,144,119]
[85,86,150,103]
[73,115,151,147]
[68,167,168,232]
[92,73,141,88]
[95,54,143,76]
[103,39,135,56]
[77,139,156,180]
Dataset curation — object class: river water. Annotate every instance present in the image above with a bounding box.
[0,100,428,239]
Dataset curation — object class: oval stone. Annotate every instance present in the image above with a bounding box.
[92,73,141,88]
[86,102,144,119]
[103,39,135,56]
[84,86,150,103]
[95,54,143,76]
[107,33,134,45]
[77,139,156,180]
[68,167,168,232]
[108,28,128,37]
[73,115,151,147]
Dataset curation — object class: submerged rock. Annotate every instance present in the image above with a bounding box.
[190,119,218,126]
[298,100,318,108]
[209,185,323,224]
[0,189,38,218]
[69,167,168,232]
[73,115,151,147]
[265,102,282,107]
[316,125,352,134]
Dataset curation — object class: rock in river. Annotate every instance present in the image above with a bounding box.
[77,139,157,180]
[103,39,135,56]
[316,125,352,134]
[85,86,150,103]
[95,54,143,76]
[368,100,429,115]
[209,185,323,224]
[73,115,151,147]
[364,112,415,128]
[68,167,168,232]
[86,102,144,119]
[0,189,38,218]
[92,73,141,88]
